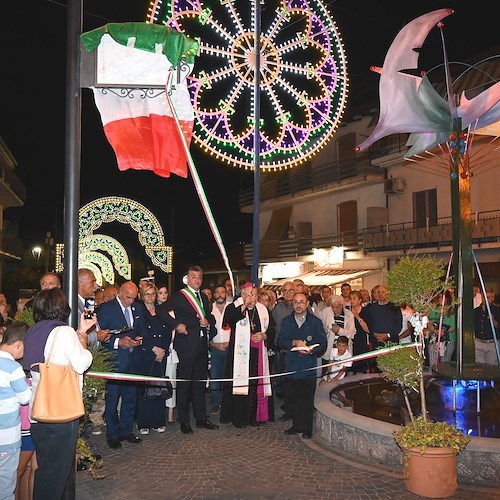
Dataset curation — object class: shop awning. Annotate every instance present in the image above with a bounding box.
[263,268,383,291]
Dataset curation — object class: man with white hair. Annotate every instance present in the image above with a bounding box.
[319,295,356,376]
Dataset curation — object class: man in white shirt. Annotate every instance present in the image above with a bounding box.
[209,285,230,414]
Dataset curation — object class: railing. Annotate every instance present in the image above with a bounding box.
[239,158,386,207]
[0,163,26,203]
[239,134,412,207]
[244,210,500,262]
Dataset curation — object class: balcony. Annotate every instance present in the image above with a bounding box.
[239,157,386,209]
[244,210,500,263]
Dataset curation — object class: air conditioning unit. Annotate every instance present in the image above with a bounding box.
[384,177,406,194]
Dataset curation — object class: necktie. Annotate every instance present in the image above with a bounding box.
[195,291,202,303]
[125,307,132,327]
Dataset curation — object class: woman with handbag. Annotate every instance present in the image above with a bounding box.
[135,283,172,435]
[22,288,94,500]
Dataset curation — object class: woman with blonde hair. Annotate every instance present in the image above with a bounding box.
[136,282,171,434]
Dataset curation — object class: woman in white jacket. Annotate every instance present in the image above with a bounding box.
[23,288,94,500]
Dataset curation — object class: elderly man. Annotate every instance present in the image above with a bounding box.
[77,268,111,436]
[220,282,272,428]
[319,295,356,376]
[272,281,296,415]
[97,281,145,448]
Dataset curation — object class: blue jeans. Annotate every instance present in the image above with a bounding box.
[210,347,228,406]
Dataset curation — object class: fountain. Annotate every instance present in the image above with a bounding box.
[314,373,500,485]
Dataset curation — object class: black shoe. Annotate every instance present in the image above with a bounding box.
[279,414,292,421]
[107,439,122,449]
[77,459,89,472]
[196,418,219,430]
[232,421,245,429]
[120,434,142,444]
[180,423,193,434]
[284,426,300,435]
[302,432,312,439]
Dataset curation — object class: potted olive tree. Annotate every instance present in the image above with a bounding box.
[376,255,469,498]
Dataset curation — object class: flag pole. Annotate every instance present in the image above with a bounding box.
[64,0,83,328]
[251,0,262,285]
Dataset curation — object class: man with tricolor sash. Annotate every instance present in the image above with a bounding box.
[157,265,217,434]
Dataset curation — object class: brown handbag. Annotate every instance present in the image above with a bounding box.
[31,327,85,423]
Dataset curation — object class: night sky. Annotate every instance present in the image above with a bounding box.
[1,0,497,280]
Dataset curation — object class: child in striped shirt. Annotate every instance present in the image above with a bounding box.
[0,322,31,499]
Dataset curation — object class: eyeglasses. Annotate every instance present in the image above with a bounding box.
[143,292,156,297]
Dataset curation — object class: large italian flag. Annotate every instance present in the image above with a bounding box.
[81,23,199,178]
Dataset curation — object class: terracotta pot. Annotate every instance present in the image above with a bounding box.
[402,446,457,498]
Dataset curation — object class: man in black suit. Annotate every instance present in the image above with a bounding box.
[157,265,217,434]
[97,281,145,449]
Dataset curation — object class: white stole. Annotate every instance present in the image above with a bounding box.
[232,299,271,396]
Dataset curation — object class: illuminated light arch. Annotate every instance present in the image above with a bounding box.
[147,0,348,171]
[80,234,131,280]
[79,251,116,285]
[79,196,172,273]
[79,262,104,287]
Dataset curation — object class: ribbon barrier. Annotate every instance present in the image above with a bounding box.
[85,342,421,385]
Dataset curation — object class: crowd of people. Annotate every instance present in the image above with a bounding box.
[0,267,498,500]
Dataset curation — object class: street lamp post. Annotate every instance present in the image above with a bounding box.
[44,231,54,273]
[32,246,42,261]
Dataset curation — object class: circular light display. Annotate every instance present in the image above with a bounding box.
[148,0,348,171]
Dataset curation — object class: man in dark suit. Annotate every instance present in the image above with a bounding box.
[97,281,145,449]
[157,265,217,434]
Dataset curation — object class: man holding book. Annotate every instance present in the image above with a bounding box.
[277,293,326,439]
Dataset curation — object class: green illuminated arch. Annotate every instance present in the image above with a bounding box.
[79,196,172,272]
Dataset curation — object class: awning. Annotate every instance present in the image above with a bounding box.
[263,268,383,291]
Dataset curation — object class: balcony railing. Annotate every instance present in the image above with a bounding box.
[239,158,386,207]
[239,134,412,208]
[0,163,26,207]
[244,210,500,263]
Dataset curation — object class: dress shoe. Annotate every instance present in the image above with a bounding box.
[279,413,292,421]
[284,426,300,435]
[232,421,245,429]
[302,432,312,439]
[107,439,122,449]
[77,459,89,472]
[196,418,219,430]
[120,434,142,444]
[180,423,193,434]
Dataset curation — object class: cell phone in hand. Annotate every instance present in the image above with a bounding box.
[84,298,95,319]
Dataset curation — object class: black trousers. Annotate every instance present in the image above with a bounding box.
[31,419,79,500]
[286,377,316,434]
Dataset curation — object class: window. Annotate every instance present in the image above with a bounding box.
[413,188,437,228]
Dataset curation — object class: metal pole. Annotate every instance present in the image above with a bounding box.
[251,0,261,285]
[64,0,83,328]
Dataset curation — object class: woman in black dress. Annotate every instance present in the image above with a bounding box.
[135,283,172,434]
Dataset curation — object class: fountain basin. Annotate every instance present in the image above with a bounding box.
[314,373,500,485]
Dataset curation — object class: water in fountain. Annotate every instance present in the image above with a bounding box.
[330,376,499,438]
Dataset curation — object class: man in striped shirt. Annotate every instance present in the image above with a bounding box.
[0,322,31,498]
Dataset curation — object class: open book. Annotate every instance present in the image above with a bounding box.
[291,343,320,353]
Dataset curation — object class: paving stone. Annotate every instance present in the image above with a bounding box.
[76,398,500,500]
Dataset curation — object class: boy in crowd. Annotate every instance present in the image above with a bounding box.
[322,335,352,383]
[0,322,31,497]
